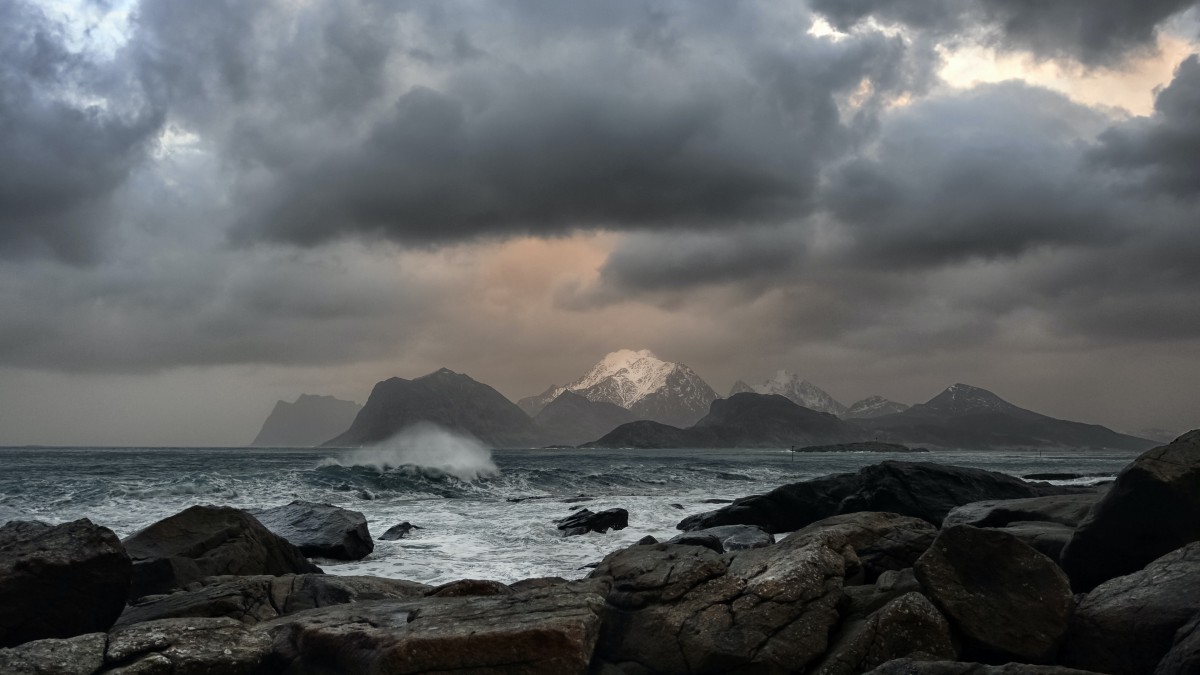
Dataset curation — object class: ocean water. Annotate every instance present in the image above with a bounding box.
[0,432,1138,585]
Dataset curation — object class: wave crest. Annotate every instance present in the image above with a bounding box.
[320,424,499,481]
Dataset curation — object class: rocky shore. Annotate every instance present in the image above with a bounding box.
[2,430,1198,674]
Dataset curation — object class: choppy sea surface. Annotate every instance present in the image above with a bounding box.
[0,432,1137,585]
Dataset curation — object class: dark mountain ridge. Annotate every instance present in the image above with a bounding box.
[251,394,361,447]
[532,391,640,447]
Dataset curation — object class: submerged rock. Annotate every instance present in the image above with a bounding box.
[252,500,373,560]
[678,461,1073,533]
[1061,541,1200,675]
[1061,430,1200,592]
[379,521,420,541]
[122,505,321,599]
[0,519,131,648]
[116,573,430,628]
[915,526,1073,664]
[557,507,629,536]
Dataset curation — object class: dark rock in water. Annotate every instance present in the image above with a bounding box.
[915,526,1073,664]
[562,495,593,503]
[943,492,1104,529]
[426,579,512,598]
[701,498,733,504]
[556,508,628,536]
[509,576,569,592]
[670,503,684,509]
[107,617,273,674]
[1061,430,1200,592]
[636,535,658,545]
[794,441,929,453]
[589,529,854,673]
[1061,541,1200,675]
[0,519,131,648]
[262,579,609,674]
[678,461,1075,533]
[664,532,724,553]
[996,521,1074,563]
[682,524,775,551]
[790,512,937,582]
[864,659,1106,674]
[252,500,373,560]
[1156,613,1200,675]
[379,521,420,541]
[813,592,957,675]
[0,633,106,675]
[122,505,321,599]
[115,573,430,628]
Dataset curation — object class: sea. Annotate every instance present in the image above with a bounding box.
[0,427,1137,585]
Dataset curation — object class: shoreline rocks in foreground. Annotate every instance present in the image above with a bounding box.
[2,430,1200,674]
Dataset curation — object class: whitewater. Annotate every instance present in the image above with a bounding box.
[0,432,1137,585]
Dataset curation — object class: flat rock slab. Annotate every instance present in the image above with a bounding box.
[116,573,430,628]
[0,633,107,675]
[0,519,131,647]
[943,493,1103,529]
[995,521,1074,563]
[1062,430,1200,591]
[122,505,321,599]
[252,500,374,560]
[1062,541,1200,675]
[263,580,609,674]
[591,531,855,673]
[915,526,1073,664]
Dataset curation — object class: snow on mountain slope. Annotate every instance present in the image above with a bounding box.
[729,370,848,416]
[845,395,910,419]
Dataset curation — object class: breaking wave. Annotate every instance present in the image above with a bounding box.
[318,424,499,482]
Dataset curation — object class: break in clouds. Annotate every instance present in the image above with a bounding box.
[0,0,1198,441]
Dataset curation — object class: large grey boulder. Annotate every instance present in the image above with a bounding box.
[122,505,321,599]
[790,512,938,582]
[915,526,1073,664]
[0,519,131,647]
[1062,430,1200,591]
[943,492,1103,529]
[106,617,274,674]
[995,521,1074,563]
[667,524,775,551]
[590,531,855,673]
[865,659,1105,674]
[813,592,957,675]
[679,461,1074,533]
[0,633,107,675]
[557,508,629,536]
[251,500,373,560]
[1061,541,1200,675]
[116,573,430,628]
[262,579,609,674]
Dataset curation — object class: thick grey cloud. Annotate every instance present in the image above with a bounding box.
[1090,54,1200,196]
[810,0,1198,66]
[0,0,162,262]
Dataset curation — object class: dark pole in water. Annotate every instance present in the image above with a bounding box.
[790,445,794,462]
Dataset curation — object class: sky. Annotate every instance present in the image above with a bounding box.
[1,0,1198,446]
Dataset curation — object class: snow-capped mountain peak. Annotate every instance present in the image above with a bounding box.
[731,370,847,416]
[567,349,679,407]
[845,395,910,419]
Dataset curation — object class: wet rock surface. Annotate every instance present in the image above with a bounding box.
[915,526,1073,664]
[943,492,1103,529]
[122,505,321,599]
[251,500,374,560]
[0,519,132,647]
[557,507,629,536]
[674,524,775,551]
[379,521,420,540]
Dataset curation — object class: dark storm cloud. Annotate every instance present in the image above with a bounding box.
[0,0,162,263]
[810,0,1198,66]
[1090,55,1200,197]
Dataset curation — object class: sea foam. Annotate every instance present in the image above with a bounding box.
[320,424,499,481]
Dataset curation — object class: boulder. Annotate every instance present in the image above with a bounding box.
[122,505,321,599]
[813,592,957,675]
[995,521,1074,563]
[589,532,854,673]
[915,526,1073,664]
[426,578,512,597]
[865,659,1107,674]
[840,568,924,622]
[1062,430,1200,591]
[263,579,609,674]
[0,519,132,647]
[791,512,938,582]
[943,492,1103,529]
[679,461,1072,533]
[557,508,629,536]
[663,532,724,553]
[681,524,775,551]
[251,500,373,560]
[116,573,430,628]
[379,521,419,541]
[0,633,106,675]
[1061,541,1200,675]
[1156,613,1200,675]
[105,617,274,674]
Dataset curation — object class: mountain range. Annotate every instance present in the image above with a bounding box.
[250,394,361,447]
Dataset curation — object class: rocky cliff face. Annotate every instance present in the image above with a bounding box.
[251,394,361,447]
